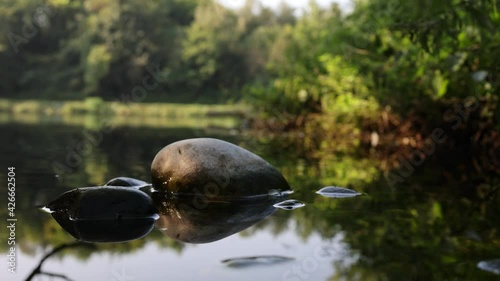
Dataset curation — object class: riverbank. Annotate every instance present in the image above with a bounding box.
[0,98,247,118]
[0,98,248,130]
[2,97,497,177]
[246,96,499,180]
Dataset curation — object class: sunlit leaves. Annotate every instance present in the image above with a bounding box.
[47,0,69,7]
[432,70,449,98]
[84,45,112,95]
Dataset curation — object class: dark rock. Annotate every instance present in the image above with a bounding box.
[104,177,150,188]
[151,138,291,198]
[46,186,158,242]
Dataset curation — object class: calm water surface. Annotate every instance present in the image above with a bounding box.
[0,116,499,281]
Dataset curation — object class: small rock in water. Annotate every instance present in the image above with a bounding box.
[478,259,500,275]
[316,186,362,198]
[222,255,294,267]
[273,199,305,210]
[105,177,150,188]
[104,177,153,195]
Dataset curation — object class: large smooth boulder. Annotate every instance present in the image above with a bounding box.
[151,138,291,197]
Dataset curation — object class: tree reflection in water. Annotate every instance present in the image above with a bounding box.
[25,242,96,281]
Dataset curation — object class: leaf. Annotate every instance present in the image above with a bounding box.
[432,70,449,98]
[431,202,442,220]
[316,186,362,198]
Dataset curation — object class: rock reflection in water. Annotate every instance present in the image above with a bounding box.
[153,191,289,243]
[45,179,293,244]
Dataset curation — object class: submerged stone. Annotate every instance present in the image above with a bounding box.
[151,138,291,197]
[316,186,362,198]
[104,177,150,188]
[104,176,153,195]
[273,199,305,210]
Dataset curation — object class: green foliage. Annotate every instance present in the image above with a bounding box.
[243,0,498,126]
[84,46,112,95]
[179,0,239,89]
[0,0,498,123]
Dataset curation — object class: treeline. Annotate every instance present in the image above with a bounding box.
[1,0,498,124]
[0,0,295,102]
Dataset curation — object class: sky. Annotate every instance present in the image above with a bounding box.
[218,0,351,12]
